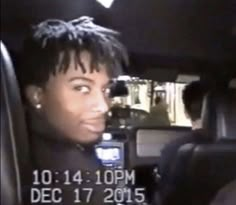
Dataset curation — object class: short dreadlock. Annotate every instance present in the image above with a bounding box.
[18,16,129,88]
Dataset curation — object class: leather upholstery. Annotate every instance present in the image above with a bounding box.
[163,88,236,205]
[0,42,31,205]
[190,142,236,190]
[214,89,236,140]
[201,89,236,140]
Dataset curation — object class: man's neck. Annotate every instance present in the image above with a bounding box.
[192,119,202,130]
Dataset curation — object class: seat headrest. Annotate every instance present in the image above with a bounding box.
[202,88,236,140]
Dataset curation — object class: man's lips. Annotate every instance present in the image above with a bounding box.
[81,119,106,133]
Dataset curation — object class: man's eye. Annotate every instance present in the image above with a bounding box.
[103,87,111,97]
[74,85,90,94]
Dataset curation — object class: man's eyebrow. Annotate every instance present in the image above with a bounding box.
[69,77,94,84]
[105,80,114,86]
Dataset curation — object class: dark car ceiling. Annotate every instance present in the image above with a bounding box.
[1,0,236,77]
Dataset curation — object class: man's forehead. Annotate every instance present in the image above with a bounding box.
[48,67,112,87]
[53,50,111,77]
[55,64,111,87]
[70,50,111,75]
[67,62,110,77]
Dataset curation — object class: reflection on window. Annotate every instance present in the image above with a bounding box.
[109,76,192,127]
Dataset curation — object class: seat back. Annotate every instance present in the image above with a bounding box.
[189,142,236,193]
[161,88,236,205]
[0,42,31,205]
[186,89,236,204]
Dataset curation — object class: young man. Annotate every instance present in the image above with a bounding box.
[182,80,209,130]
[18,16,129,204]
[158,80,209,203]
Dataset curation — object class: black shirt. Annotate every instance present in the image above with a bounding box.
[158,129,208,203]
[27,110,112,205]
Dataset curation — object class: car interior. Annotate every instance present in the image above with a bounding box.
[1,0,236,205]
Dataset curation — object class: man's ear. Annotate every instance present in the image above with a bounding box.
[25,85,44,108]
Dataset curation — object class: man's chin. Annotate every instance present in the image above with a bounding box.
[79,134,103,147]
[83,138,102,147]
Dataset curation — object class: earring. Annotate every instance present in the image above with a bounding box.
[35,103,42,109]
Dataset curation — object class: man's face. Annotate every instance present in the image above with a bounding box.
[34,51,112,144]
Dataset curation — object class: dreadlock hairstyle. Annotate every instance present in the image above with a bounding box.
[18,16,129,88]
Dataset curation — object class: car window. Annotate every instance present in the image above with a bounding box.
[108,76,192,128]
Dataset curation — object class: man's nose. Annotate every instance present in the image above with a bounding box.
[93,92,110,114]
